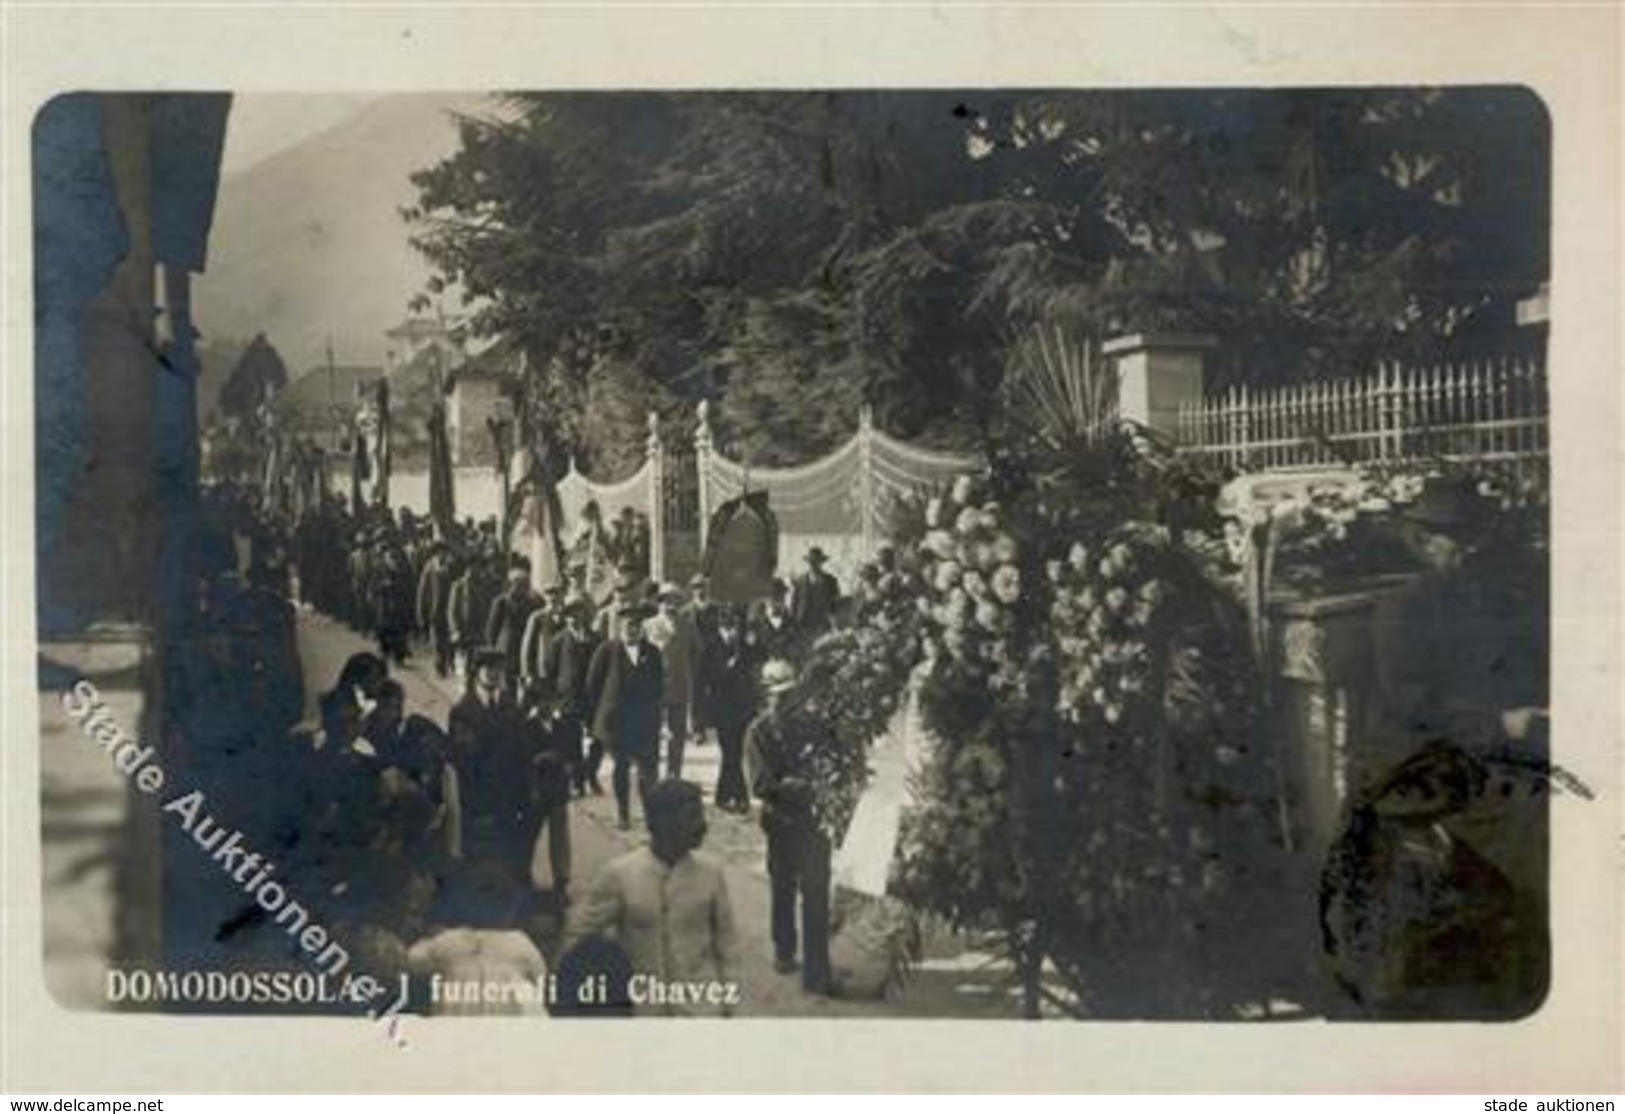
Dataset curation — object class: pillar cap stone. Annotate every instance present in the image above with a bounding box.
[1101,332,1218,356]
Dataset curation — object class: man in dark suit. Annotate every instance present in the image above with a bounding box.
[749,577,799,663]
[542,601,602,796]
[415,541,456,678]
[518,585,566,693]
[521,681,578,906]
[448,648,538,890]
[790,546,841,644]
[449,554,501,679]
[486,560,543,689]
[586,605,664,830]
[685,573,717,633]
[745,659,834,995]
[362,678,456,862]
[593,566,641,641]
[698,605,757,813]
[648,583,702,779]
[680,573,718,746]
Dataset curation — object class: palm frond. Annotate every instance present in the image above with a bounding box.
[999,325,1120,466]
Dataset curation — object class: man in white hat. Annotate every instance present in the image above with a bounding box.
[744,659,834,995]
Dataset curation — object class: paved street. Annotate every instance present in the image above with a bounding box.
[33,604,1047,1021]
[292,606,1024,1019]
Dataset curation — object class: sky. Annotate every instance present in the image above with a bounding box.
[219,93,384,177]
[196,91,476,374]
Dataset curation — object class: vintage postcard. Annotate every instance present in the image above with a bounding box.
[3,3,1620,1095]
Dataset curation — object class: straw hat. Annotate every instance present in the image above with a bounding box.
[759,659,797,695]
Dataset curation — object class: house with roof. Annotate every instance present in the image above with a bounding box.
[385,314,465,380]
[444,335,520,468]
[273,360,385,451]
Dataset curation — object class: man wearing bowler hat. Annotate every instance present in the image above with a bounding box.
[790,546,841,644]
[586,603,665,830]
[698,604,757,814]
[448,647,538,889]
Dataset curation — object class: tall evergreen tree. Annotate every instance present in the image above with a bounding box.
[217,333,290,419]
[404,89,1548,463]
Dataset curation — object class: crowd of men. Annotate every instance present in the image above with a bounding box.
[183,483,884,1011]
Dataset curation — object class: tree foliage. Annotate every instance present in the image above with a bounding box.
[217,333,290,420]
[404,88,1548,467]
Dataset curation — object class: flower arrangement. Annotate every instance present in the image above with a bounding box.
[797,621,919,844]
[1219,458,1550,600]
[794,327,1332,1015]
[871,453,1290,1015]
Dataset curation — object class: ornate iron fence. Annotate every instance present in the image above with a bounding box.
[1175,355,1548,475]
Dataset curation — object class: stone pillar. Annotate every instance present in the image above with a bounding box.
[1268,580,1424,856]
[1101,332,1215,439]
[646,410,665,583]
[694,400,714,550]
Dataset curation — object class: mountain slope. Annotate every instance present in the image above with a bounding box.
[194,93,487,374]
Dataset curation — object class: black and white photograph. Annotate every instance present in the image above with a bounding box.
[5,2,1622,1098]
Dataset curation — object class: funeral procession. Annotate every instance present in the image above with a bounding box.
[36,88,1558,1023]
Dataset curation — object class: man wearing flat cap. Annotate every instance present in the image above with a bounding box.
[486,559,543,691]
[684,573,717,642]
[586,603,665,830]
[518,584,568,695]
[542,599,602,798]
[593,564,642,641]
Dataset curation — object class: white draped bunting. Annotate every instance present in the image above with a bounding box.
[698,410,982,586]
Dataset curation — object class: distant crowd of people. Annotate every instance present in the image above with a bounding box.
[180,483,896,1011]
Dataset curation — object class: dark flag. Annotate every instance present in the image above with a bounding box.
[372,377,392,509]
[350,394,370,515]
[427,399,455,541]
[704,491,778,605]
